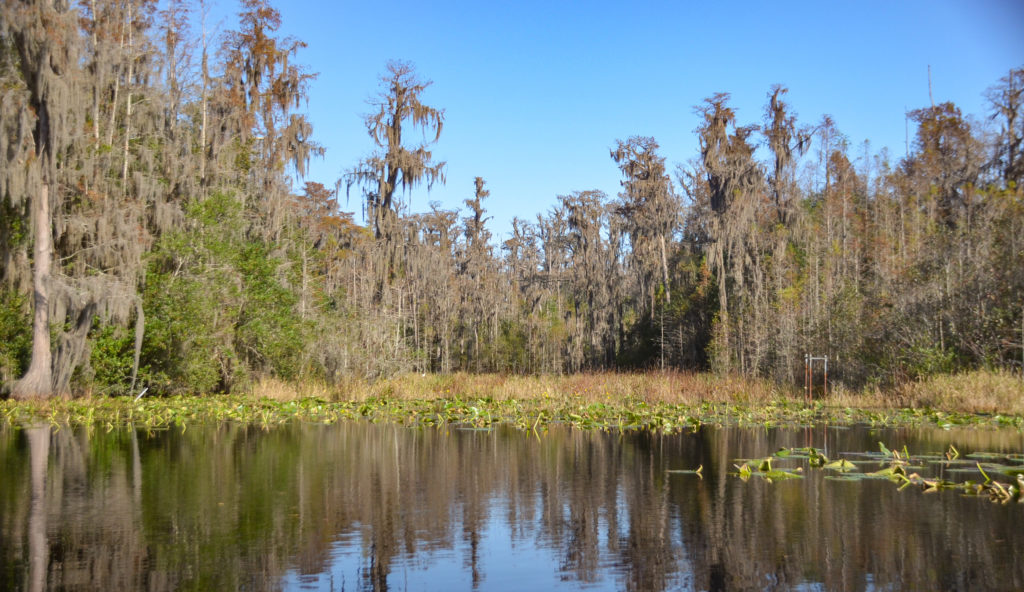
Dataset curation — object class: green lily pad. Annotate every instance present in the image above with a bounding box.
[824,458,857,471]
[870,464,907,478]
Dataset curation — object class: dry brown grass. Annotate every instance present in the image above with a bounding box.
[248,369,1024,415]
[251,376,336,402]
[891,370,1024,415]
[253,371,793,405]
[806,370,1024,415]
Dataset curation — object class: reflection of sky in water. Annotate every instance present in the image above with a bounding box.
[4,422,1024,591]
[271,424,1024,591]
[280,490,686,591]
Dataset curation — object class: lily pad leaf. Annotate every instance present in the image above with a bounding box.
[824,458,857,471]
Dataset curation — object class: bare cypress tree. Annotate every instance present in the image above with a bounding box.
[346,61,445,304]
[347,61,445,241]
[611,136,678,315]
[502,217,547,372]
[221,0,322,238]
[694,93,762,373]
[459,177,494,369]
[560,189,614,368]
[763,85,809,225]
[905,102,981,227]
[985,67,1024,188]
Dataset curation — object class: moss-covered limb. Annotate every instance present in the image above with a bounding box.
[2,394,1021,433]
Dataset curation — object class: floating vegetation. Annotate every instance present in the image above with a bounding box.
[666,465,704,479]
[743,441,1024,505]
[732,457,804,482]
[823,458,857,471]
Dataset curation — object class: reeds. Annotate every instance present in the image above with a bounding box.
[252,369,1023,414]
[251,371,788,405]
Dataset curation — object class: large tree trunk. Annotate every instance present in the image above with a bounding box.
[26,425,50,592]
[12,183,54,400]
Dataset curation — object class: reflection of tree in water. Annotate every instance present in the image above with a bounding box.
[0,426,155,590]
[1,423,1023,590]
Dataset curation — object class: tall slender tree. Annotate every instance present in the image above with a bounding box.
[347,61,445,242]
[221,0,321,238]
[694,93,762,372]
[986,68,1024,188]
[346,61,445,303]
[763,85,809,225]
[611,136,677,314]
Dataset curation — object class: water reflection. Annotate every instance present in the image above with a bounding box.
[0,421,1021,590]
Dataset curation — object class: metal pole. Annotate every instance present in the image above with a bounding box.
[808,354,813,403]
[804,354,810,403]
[824,356,829,397]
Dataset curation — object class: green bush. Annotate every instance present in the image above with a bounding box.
[0,290,30,391]
[140,192,308,394]
[89,322,136,396]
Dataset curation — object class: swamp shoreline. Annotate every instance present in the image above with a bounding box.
[4,371,1023,431]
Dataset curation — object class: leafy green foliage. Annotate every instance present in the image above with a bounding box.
[88,323,135,396]
[0,291,30,391]
[141,193,307,394]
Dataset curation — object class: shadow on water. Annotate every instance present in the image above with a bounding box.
[0,421,1022,590]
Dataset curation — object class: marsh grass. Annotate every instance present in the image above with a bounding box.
[801,370,1024,416]
[252,377,335,402]
[257,370,1023,414]
[257,371,788,405]
[2,370,1022,431]
[892,370,1024,415]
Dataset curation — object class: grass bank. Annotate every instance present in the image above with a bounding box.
[256,370,1024,416]
[3,370,1022,432]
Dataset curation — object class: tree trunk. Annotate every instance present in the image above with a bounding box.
[660,233,671,304]
[121,2,133,186]
[13,183,54,400]
[130,298,145,392]
[26,425,50,592]
[199,0,210,186]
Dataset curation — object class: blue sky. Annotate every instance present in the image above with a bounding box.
[209,0,1023,240]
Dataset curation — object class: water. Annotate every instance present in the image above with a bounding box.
[1,421,1022,591]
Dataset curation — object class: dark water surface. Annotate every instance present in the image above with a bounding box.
[1,420,1022,591]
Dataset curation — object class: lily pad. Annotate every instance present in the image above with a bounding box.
[966,452,1012,461]
[824,458,857,471]
[667,464,704,478]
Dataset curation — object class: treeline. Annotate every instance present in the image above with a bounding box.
[0,1,1021,398]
